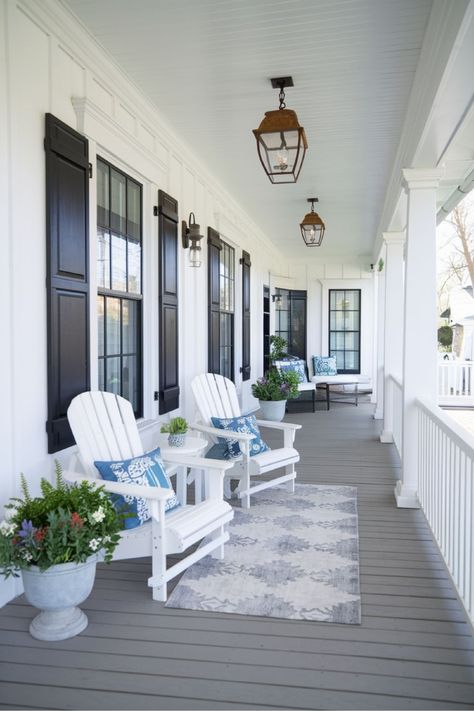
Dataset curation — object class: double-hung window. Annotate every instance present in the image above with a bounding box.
[96,158,143,415]
[219,241,235,380]
[328,289,361,373]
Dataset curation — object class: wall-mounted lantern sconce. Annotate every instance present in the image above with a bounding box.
[182,212,203,267]
[272,293,283,308]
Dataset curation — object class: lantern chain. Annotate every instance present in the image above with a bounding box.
[278,86,286,110]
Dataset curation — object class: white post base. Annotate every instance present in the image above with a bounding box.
[394,480,419,509]
[380,430,393,443]
[373,408,383,420]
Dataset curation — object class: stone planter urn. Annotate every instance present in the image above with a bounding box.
[168,433,186,447]
[258,399,287,422]
[21,553,99,641]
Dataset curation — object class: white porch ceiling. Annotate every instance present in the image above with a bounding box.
[63,0,433,259]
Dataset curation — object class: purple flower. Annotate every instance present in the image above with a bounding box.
[17,520,36,540]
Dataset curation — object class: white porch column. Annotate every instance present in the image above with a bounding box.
[380,232,406,442]
[373,259,386,420]
[395,169,440,508]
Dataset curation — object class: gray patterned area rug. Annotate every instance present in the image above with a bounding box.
[165,484,361,624]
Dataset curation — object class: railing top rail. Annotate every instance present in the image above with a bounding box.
[387,373,403,389]
[415,396,474,457]
[439,360,474,367]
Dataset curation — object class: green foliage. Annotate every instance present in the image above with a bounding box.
[438,325,453,349]
[269,335,288,363]
[0,463,122,579]
[160,416,188,435]
[252,367,300,401]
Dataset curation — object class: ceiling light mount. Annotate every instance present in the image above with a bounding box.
[300,198,325,247]
[252,76,308,184]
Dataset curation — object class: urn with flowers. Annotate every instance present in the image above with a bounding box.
[0,463,121,640]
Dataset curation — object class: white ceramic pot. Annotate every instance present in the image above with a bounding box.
[21,554,99,641]
[258,399,287,421]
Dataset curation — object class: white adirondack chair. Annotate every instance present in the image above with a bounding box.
[65,391,234,601]
[191,373,302,508]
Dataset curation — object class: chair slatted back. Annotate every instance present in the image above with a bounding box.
[67,391,144,477]
[192,374,241,428]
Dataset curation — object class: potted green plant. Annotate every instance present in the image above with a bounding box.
[252,335,300,421]
[0,463,121,641]
[160,416,188,447]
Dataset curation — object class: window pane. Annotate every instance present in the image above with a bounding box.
[127,180,141,240]
[127,239,141,294]
[344,311,360,331]
[333,351,345,369]
[122,355,138,411]
[110,169,126,234]
[97,295,105,357]
[111,233,127,291]
[344,351,359,371]
[344,290,360,310]
[344,332,360,351]
[122,299,138,354]
[330,332,345,350]
[106,357,121,394]
[106,297,121,355]
[97,160,109,226]
[97,230,110,289]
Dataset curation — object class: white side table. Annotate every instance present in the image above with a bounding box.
[156,434,208,505]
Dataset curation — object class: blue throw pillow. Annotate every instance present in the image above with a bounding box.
[211,414,270,460]
[278,359,308,383]
[94,447,180,529]
[312,356,337,376]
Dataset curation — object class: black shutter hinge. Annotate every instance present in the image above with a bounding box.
[153,206,158,217]
[88,163,93,179]
[154,391,159,401]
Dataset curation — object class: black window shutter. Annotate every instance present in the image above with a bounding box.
[241,251,251,381]
[45,113,90,453]
[158,189,180,414]
[208,227,222,374]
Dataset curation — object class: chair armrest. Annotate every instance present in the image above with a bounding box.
[190,422,254,442]
[255,419,301,448]
[255,420,302,431]
[63,471,173,502]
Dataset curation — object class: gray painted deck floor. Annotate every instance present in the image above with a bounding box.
[1,401,474,710]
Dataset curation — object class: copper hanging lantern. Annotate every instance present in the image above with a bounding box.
[253,77,308,184]
[300,198,325,246]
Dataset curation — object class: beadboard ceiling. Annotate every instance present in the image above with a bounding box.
[63,0,434,259]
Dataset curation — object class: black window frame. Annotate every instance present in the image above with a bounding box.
[274,288,307,360]
[96,156,143,416]
[219,240,235,381]
[328,288,361,374]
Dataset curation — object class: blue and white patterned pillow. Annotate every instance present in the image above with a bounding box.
[94,447,180,529]
[211,414,270,459]
[277,359,308,383]
[312,355,338,376]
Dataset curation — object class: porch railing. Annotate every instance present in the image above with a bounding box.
[416,397,474,622]
[386,373,403,457]
[438,360,474,405]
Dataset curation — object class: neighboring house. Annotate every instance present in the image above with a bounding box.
[441,286,474,358]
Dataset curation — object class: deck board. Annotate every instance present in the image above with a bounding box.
[1,402,474,710]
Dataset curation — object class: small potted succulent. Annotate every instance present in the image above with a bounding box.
[160,416,188,447]
[0,463,121,641]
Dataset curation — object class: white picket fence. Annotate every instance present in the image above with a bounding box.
[416,398,474,622]
[439,360,474,405]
